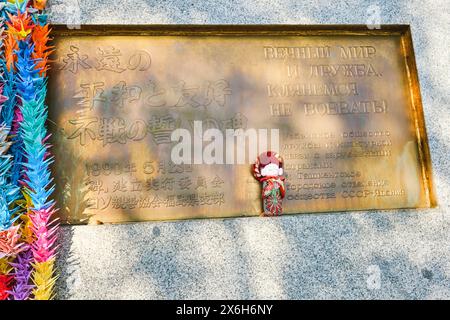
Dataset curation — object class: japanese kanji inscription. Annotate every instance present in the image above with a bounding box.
[47,25,436,224]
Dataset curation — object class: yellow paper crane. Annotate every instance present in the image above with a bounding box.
[6,11,34,41]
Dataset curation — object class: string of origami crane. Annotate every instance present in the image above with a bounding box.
[0,0,58,300]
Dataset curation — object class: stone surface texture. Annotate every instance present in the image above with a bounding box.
[47,0,450,299]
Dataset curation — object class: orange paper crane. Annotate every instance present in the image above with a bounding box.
[33,0,47,11]
[31,24,54,76]
[6,11,34,41]
[4,32,18,72]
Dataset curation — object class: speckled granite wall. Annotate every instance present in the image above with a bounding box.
[48,0,450,299]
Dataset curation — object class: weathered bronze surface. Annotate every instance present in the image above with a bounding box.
[47,25,436,224]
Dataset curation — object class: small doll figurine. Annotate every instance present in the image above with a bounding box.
[252,151,286,216]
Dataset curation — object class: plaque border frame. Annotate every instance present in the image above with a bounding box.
[48,24,437,224]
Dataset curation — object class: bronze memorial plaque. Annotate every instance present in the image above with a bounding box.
[47,25,436,224]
